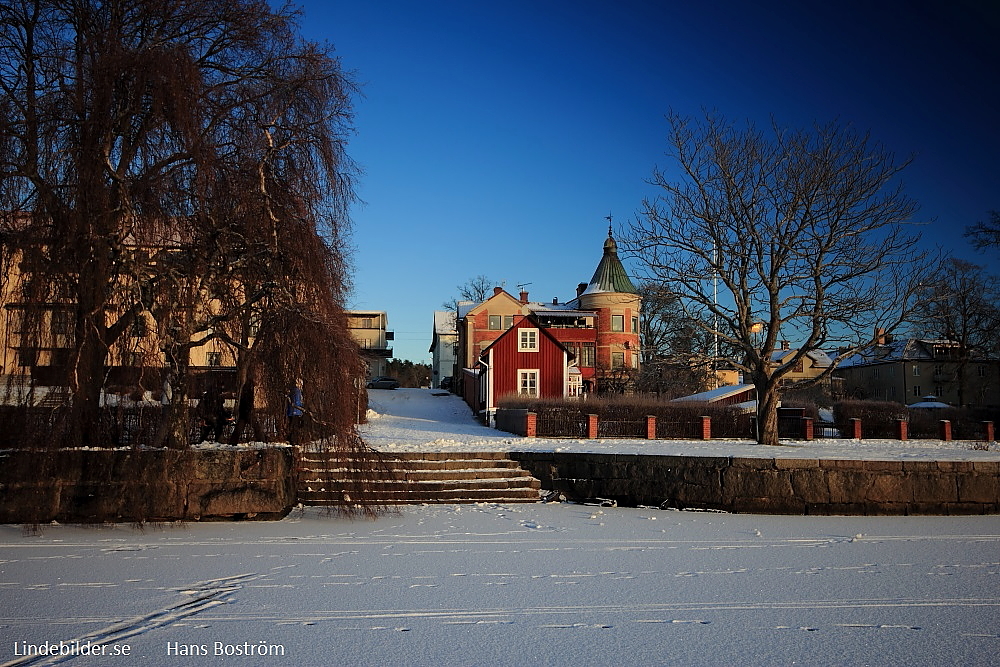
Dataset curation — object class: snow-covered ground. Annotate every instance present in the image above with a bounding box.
[2,388,999,666]
[361,388,1000,462]
[2,506,999,666]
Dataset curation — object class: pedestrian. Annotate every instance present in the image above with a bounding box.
[287,379,304,444]
[199,382,227,441]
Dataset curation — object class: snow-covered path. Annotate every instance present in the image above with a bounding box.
[2,506,999,666]
[362,388,1000,462]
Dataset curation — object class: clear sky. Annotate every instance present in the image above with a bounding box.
[290,0,999,364]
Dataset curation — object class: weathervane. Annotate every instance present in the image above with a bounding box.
[605,212,613,237]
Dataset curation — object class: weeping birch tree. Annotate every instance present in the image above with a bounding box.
[0,0,369,469]
[622,112,927,445]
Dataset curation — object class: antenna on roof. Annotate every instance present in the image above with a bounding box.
[517,282,532,292]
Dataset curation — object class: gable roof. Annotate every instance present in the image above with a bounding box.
[770,348,834,368]
[461,288,526,318]
[477,313,574,360]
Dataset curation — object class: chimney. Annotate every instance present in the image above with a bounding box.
[576,282,587,297]
[781,340,790,350]
[552,297,559,305]
[493,286,503,296]
[519,290,529,304]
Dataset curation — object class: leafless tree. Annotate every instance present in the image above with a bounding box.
[636,282,715,397]
[0,0,370,481]
[622,112,927,445]
[964,210,1000,252]
[442,274,499,313]
[909,258,1000,406]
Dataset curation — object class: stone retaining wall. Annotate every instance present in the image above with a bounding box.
[510,452,1000,515]
[0,448,296,523]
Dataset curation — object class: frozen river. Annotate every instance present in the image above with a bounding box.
[2,389,999,665]
[2,504,999,666]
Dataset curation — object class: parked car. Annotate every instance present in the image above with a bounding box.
[440,376,453,391]
[366,376,400,389]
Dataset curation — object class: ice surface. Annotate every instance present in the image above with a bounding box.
[2,388,998,666]
[2,507,999,666]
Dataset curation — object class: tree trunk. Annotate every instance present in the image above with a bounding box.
[65,256,113,448]
[152,345,193,449]
[756,382,781,446]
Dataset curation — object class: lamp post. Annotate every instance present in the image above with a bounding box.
[750,321,765,443]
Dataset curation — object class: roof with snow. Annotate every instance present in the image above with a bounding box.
[432,310,457,335]
[836,339,963,368]
[770,348,834,367]
[672,383,756,403]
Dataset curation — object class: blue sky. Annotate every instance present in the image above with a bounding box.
[292,0,999,364]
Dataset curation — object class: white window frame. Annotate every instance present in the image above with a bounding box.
[518,369,539,396]
[519,328,539,352]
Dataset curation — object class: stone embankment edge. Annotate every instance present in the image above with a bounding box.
[509,451,1000,515]
[0,448,296,524]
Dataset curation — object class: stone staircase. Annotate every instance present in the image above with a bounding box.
[297,451,542,505]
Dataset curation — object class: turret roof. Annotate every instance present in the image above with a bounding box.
[582,230,637,295]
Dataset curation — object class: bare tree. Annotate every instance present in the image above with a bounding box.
[623,112,926,445]
[0,0,367,468]
[636,282,715,396]
[964,210,1000,252]
[909,258,1000,406]
[442,275,499,313]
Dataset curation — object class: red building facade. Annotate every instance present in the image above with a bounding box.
[457,230,641,416]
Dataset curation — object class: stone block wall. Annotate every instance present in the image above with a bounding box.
[510,452,1000,515]
[0,448,297,524]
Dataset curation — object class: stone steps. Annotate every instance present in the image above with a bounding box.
[297,451,542,505]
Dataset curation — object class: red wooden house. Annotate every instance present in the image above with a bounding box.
[463,314,575,414]
[457,229,641,420]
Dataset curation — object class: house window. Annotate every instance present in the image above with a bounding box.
[912,365,920,376]
[489,315,502,330]
[872,367,879,379]
[518,370,539,396]
[362,318,372,329]
[978,365,987,377]
[631,316,639,334]
[913,385,921,397]
[206,351,222,367]
[51,310,72,336]
[519,328,539,351]
[580,343,595,367]
[611,315,624,332]
[612,352,625,368]
[131,313,147,338]
[934,385,943,397]
[17,347,37,367]
[504,315,514,329]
